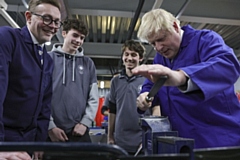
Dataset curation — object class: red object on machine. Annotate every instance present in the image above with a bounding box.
[95,97,105,127]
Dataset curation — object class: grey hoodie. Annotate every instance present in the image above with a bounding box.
[48,43,99,133]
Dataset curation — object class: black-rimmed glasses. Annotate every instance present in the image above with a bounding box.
[31,12,63,28]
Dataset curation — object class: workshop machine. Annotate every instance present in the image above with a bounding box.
[140,116,194,160]
[139,75,194,158]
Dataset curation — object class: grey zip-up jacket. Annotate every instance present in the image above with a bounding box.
[48,43,99,133]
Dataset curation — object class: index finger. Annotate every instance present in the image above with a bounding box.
[61,132,68,141]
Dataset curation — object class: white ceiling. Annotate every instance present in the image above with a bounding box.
[2,0,240,79]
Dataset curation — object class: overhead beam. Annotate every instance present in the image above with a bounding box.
[175,0,191,19]
[0,8,19,28]
[0,0,19,28]
[70,10,240,26]
[7,4,240,26]
[0,0,7,10]
[70,9,137,18]
[81,42,155,59]
[179,16,240,26]
[152,0,163,9]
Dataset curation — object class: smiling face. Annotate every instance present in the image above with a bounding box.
[25,3,61,44]
[148,22,182,59]
[62,29,85,54]
[122,48,143,71]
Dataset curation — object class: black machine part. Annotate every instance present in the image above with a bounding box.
[145,76,168,103]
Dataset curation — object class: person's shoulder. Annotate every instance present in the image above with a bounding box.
[48,51,56,57]
[0,26,19,35]
[110,75,119,84]
[191,26,217,37]
[184,25,220,41]
[113,74,120,80]
[183,25,213,35]
[48,51,59,61]
[46,51,54,61]
[198,28,214,34]
[48,51,53,55]
[195,28,222,43]
[0,26,22,46]
[83,56,94,62]
[83,56,97,67]
[0,26,14,31]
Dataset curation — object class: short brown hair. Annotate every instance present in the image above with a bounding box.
[62,19,89,36]
[28,0,61,12]
[121,40,146,59]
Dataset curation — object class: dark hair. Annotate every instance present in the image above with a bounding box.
[62,19,89,36]
[28,0,61,12]
[121,40,146,59]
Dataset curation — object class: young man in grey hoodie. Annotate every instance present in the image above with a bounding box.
[48,19,99,142]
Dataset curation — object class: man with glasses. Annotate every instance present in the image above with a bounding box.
[31,12,63,29]
[0,0,61,158]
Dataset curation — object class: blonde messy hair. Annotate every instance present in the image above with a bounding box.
[137,9,180,42]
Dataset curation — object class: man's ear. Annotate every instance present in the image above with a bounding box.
[173,21,180,33]
[25,11,32,24]
[62,30,66,38]
[139,57,144,64]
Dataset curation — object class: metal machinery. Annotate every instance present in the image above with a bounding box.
[1,120,240,160]
[140,116,194,159]
[139,116,240,160]
[0,142,128,160]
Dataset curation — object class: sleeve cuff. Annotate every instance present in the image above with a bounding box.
[178,70,199,93]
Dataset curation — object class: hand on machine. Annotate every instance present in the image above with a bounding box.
[145,76,168,103]
[137,76,167,112]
